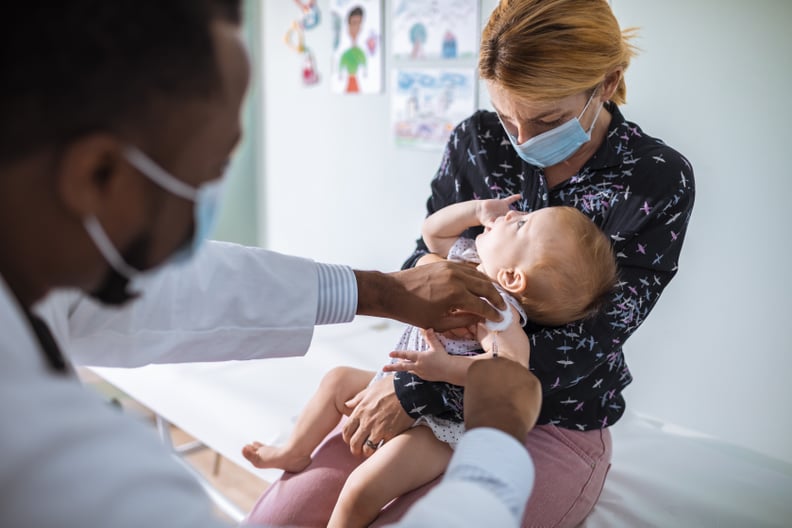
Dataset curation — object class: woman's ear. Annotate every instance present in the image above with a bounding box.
[496,268,527,295]
[601,68,623,101]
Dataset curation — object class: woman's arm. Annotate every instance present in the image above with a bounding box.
[393,360,541,528]
[529,158,696,396]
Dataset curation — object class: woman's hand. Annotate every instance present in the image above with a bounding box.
[342,376,414,457]
[476,193,522,227]
[383,329,455,382]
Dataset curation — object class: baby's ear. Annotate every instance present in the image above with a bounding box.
[496,268,527,295]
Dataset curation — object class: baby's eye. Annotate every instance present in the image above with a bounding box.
[516,220,526,229]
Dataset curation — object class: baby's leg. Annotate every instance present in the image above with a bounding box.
[327,425,453,528]
[242,366,374,472]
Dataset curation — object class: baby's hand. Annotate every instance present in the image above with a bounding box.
[476,194,522,227]
[382,329,451,382]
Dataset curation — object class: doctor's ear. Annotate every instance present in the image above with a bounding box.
[55,134,133,218]
[496,268,528,296]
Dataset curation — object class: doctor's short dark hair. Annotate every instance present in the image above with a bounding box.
[0,0,242,165]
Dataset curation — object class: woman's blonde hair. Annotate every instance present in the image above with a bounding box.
[479,0,638,104]
[516,207,618,327]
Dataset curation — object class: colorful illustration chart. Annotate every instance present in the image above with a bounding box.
[391,67,476,149]
[391,0,478,60]
[330,0,383,94]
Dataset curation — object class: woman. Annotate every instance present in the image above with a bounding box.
[248,0,695,526]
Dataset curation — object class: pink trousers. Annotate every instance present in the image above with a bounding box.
[246,423,611,527]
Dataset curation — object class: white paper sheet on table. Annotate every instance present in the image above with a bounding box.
[91,318,792,527]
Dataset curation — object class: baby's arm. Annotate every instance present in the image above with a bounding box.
[384,305,529,386]
[383,328,471,385]
[422,194,521,257]
[476,310,531,368]
[448,306,531,380]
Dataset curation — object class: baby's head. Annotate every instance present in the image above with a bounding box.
[475,206,617,326]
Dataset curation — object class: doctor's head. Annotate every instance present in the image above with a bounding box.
[0,0,248,307]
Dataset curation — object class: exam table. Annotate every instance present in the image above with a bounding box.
[90,318,792,527]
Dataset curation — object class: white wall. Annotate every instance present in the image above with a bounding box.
[610,0,792,464]
[259,2,443,271]
[257,1,792,463]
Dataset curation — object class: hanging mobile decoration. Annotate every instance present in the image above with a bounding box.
[296,0,321,30]
[284,0,321,86]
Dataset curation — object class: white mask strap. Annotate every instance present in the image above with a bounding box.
[124,146,198,202]
[84,216,140,279]
[586,99,605,134]
[578,87,598,119]
[579,83,606,133]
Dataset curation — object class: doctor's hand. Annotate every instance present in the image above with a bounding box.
[464,358,542,443]
[354,262,505,332]
[342,376,413,458]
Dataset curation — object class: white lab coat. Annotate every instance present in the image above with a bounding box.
[1,241,531,527]
[39,241,319,367]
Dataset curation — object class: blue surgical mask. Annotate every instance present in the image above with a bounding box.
[499,89,605,168]
[83,146,226,279]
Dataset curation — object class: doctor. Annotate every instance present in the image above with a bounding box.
[0,1,541,527]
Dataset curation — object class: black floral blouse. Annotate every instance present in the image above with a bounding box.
[395,103,695,431]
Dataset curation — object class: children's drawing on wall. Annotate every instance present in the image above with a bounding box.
[284,1,322,86]
[392,0,478,60]
[330,0,383,94]
[391,68,476,149]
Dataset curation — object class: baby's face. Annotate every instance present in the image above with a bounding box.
[475,208,569,282]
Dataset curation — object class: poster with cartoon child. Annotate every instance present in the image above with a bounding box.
[392,0,478,60]
[330,0,383,94]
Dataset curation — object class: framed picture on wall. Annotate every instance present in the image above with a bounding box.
[330,0,383,94]
[391,0,479,60]
[391,67,476,149]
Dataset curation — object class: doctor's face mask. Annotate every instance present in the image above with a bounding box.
[84,145,226,306]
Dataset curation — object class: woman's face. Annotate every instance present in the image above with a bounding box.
[487,81,601,145]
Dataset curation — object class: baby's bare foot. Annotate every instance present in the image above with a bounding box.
[241,442,311,473]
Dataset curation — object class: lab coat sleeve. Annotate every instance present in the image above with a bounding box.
[39,241,324,367]
[0,355,233,528]
[390,428,535,527]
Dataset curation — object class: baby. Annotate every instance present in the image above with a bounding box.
[242,194,617,528]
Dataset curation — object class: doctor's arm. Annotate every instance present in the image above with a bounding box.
[391,358,542,527]
[39,241,503,367]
